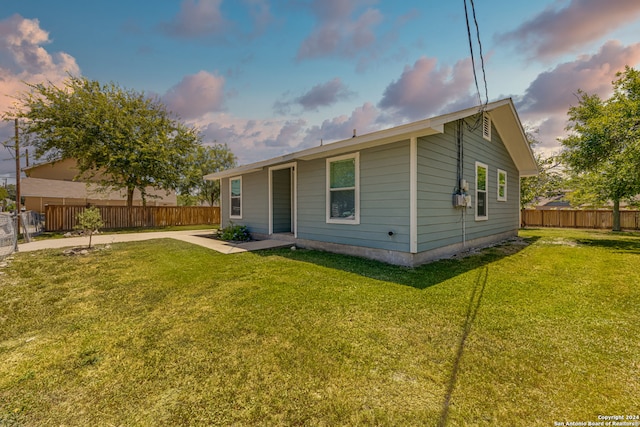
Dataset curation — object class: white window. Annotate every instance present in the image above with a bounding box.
[326,153,360,224]
[475,162,488,221]
[230,177,242,219]
[497,169,507,202]
[482,112,491,141]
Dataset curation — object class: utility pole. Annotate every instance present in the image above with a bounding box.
[15,118,20,212]
[14,118,21,251]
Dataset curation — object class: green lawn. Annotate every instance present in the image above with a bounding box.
[1,228,638,426]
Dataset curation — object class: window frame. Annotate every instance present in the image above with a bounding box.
[475,162,488,221]
[497,169,507,202]
[326,152,360,225]
[229,176,242,219]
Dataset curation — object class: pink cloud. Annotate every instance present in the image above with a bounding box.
[515,40,640,155]
[0,14,80,178]
[517,40,640,116]
[296,0,383,60]
[0,15,80,113]
[497,0,640,60]
[162,71,226,119]
[302,102,381,146]
[263,119,307,147]
[195,103,383,164]
[196,114,307,163]
[378,56,477,121]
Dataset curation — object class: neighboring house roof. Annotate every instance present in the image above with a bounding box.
[23,158,102,181]
[21,177,177,203]
[206,98,538,180]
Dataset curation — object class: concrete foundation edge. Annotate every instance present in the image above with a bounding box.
[254,231,518,267]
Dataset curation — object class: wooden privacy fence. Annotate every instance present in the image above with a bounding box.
[522,209,640,230]
[45,205,220,231]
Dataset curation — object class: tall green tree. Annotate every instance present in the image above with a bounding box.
[560,66,640,231]
[179,144,236,206]
[8,76,200,206]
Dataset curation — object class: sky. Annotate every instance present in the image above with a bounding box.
[2,0,640,185]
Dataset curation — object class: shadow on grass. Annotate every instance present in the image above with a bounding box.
[256,237,537,290]
[438,266,488,427]
[575,237,640,254]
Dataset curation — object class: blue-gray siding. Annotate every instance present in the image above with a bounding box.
[220,170,269,234]
[417,120,518,252]
[297,141,410,251]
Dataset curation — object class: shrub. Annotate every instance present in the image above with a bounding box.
[218,223,250,242]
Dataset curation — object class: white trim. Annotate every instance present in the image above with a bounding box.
[229,176,242,219]
[326,152,360,225]
[475,162,488,221]
[268,162,297,237]
[497,168,507,202]
[218,178,225,228]
[410,136,418,253]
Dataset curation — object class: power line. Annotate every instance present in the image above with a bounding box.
[463,0,489,107]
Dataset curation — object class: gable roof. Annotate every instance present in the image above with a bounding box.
[205,98,538,180]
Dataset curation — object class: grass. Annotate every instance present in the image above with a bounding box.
[0,228,638,426]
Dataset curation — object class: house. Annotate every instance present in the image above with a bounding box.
[205,98,538,267]
[22,158,177,213]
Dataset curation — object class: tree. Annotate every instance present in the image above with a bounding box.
[75,206,104,249]
[520,131,565,209]
[7,76,200,206]
[179,144,236,206]
[560,66,640,231]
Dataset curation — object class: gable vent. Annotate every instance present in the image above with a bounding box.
[482,112,491,141]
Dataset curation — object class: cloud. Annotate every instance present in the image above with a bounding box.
[302,102,381,146]
[274,77,355,114]
[162,71,226,119]
[196,114,308,163]
[194,102,383,164]
[0,14,79,78]
[159,0,231,39]
[296,0,383,61]
[0,14,80,180]
[517,40,640,116]
[263,119,307,147]
[297,78,354,111]
[377,56,477,121]
[514,40,640,154]
[159,0,273,41]
[497,0,640,60]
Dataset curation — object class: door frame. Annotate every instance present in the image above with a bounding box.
[268,162,297,237]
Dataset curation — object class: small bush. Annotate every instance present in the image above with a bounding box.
[75,207,104,248]
[218,223,250,242]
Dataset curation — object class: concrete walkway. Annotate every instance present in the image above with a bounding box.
[18,229,293,254]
